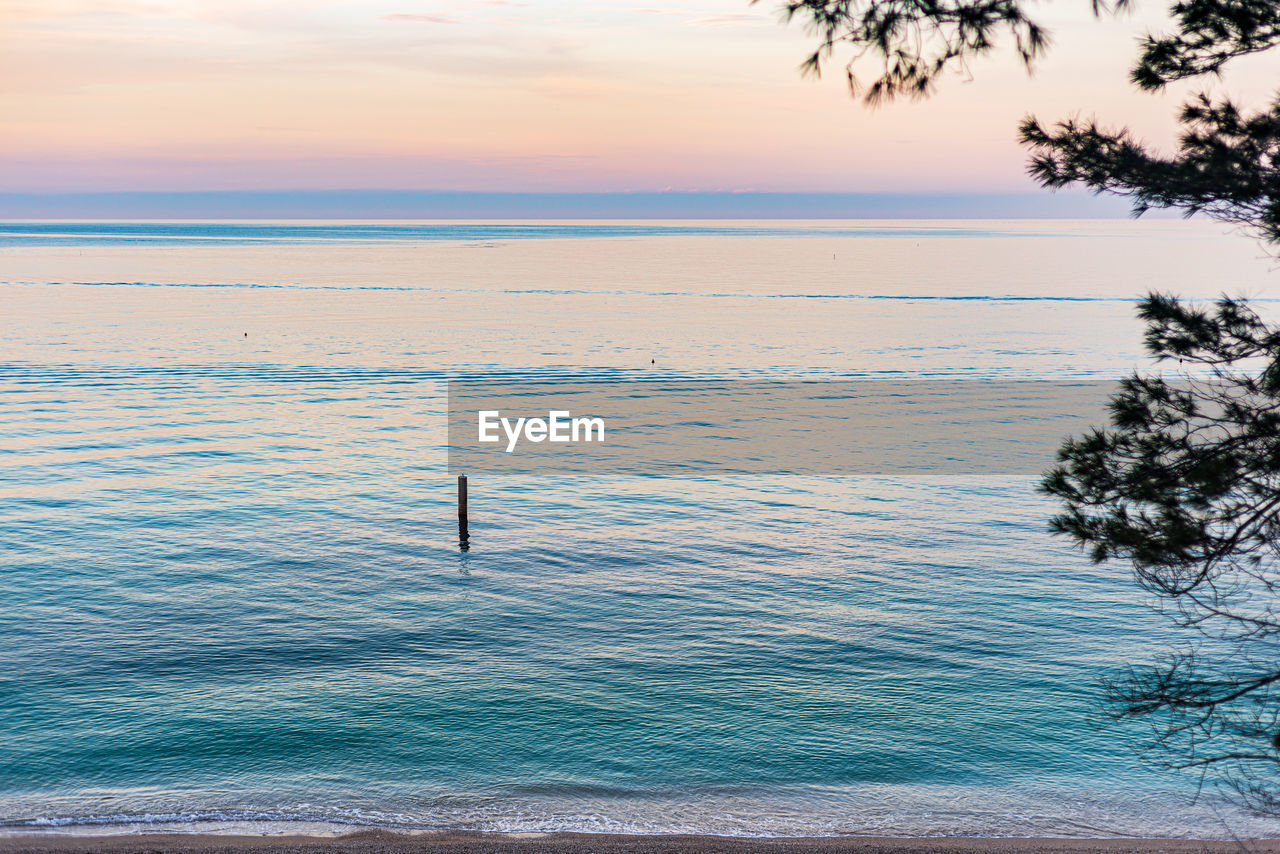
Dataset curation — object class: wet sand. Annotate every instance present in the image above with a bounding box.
[1,831,1276,854]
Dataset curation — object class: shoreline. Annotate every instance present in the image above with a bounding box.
[3,830,1279,854]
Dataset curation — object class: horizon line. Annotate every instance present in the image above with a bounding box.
[0,189,1142,220]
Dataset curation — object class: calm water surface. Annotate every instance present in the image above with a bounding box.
[3,220,1280,838]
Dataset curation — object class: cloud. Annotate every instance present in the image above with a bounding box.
[684,12,771,26]
[1,0,170,24]
[383,12,459,23]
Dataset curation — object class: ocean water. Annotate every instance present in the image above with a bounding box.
[3,219,1280,840]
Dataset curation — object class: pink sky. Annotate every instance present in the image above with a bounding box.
[3,0,1278,193]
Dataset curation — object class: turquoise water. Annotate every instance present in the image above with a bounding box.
[2,220,1280,838]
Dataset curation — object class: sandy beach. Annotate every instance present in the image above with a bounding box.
[2,832,1278,854]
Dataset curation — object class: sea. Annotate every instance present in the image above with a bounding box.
[3,218,1280,840]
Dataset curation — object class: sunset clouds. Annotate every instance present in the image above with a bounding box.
[3,0,1278,193]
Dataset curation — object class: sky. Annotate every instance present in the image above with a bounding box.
[2,0,1279,197]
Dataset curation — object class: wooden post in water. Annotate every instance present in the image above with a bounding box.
[457,474,470,549]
